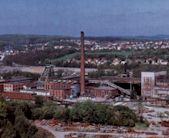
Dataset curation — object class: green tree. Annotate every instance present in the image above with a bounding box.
[80,100,96,123]
[35,96,44,107]
[26,125,38,138]
[113,105,137,127]
[1,121,17,138]
[95,104,112,124]
[13,101,33,119]
[14,114,30,137]
[69,102,83,122]
[0,99,7,119]
[54,107,66,120]
[31,108,43,119]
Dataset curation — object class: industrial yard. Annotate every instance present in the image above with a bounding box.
[33,102,169,138]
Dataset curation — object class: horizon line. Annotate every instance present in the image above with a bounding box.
[1,33,169,38]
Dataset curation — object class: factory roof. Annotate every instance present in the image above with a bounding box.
[86,86,116,90]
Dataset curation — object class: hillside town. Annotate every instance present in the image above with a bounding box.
[1,36,169,69]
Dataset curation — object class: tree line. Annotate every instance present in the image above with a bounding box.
[0,95,148,138]
[32,97,139,127]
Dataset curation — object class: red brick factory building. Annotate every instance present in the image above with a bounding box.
[43,31,120,99]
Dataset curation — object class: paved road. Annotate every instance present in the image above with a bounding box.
[35,122,164,138]
[35,123,61,138]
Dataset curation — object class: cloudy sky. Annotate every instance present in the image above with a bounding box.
[0,0,169,36]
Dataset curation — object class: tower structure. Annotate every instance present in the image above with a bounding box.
[80,31,85,95]
[40,65,55,81]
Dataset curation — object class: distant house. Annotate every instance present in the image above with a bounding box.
[112,58,121,66]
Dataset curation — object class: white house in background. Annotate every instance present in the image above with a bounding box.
[112,58,121,66]
[157,59,168,65]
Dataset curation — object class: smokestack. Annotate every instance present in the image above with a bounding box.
[80,31,85,95]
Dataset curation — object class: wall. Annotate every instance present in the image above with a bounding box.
[141,72,155,97]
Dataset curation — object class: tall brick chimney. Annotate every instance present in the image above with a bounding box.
[80,31,85,95]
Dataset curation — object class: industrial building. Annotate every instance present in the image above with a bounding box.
[141,71,169,101]
[3,77,33,92]
[86,86,119,98]
[0,32,169,102]
[4,82,28,92]
[20,89,49,96]
[41,32,121,100]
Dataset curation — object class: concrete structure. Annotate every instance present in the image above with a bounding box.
[80,31,85,95]
[20,89,50,96]
[141,72,155,97]
[141,71,169,100]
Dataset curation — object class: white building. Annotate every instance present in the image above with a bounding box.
[20,89,50,96]
[141,71,169,99]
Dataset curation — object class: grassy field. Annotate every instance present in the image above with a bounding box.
[47,52,79,63]
[87,50,132,57]
[134,122,149,130]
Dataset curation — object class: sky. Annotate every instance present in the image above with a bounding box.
[0,0,169,36]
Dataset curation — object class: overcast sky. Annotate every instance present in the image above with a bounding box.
[0,0,169,36]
